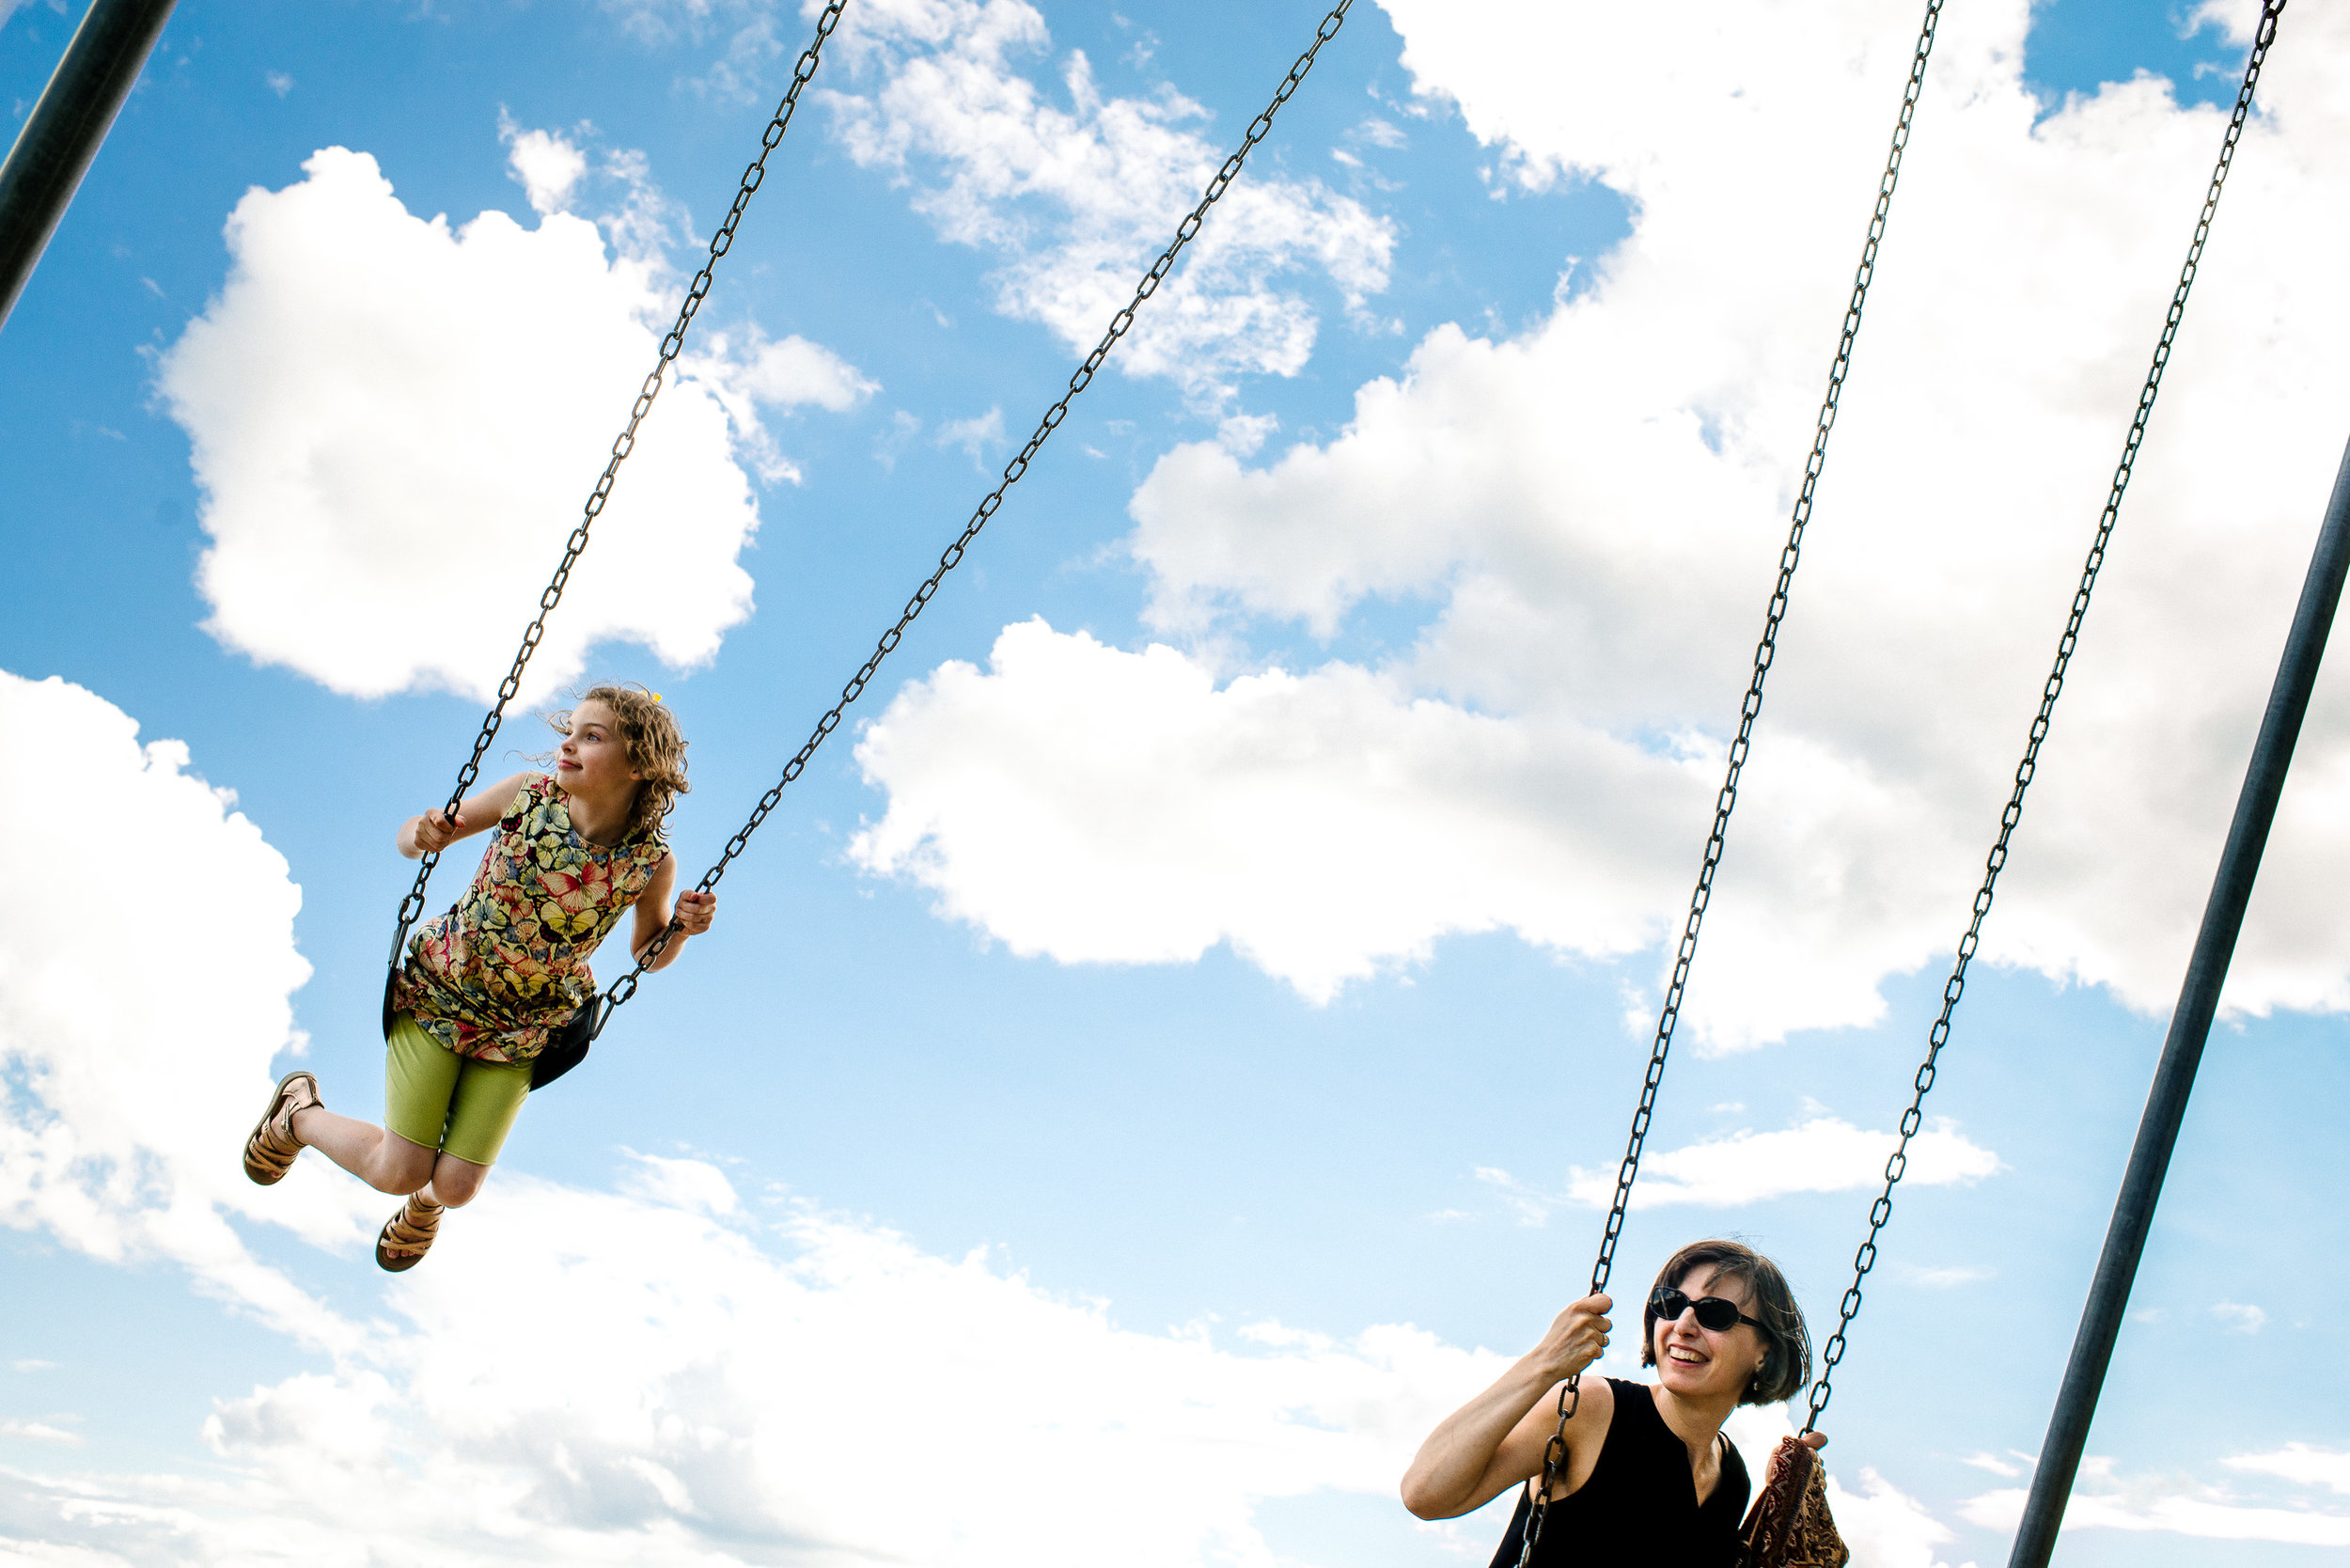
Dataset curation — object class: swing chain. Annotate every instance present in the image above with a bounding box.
[1798,0,2286,1440]
[1512,9,1946,1560]
[385,1,850,973]
[593,1,1360,1022]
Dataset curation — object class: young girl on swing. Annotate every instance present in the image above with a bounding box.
[240,683,717,1270]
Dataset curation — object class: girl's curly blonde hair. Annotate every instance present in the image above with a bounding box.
[548,683,689,839]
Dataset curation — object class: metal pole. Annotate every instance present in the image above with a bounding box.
[2007,431,2350,1568]
[0,0,179,333]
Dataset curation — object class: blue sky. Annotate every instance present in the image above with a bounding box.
[6,2,2350,1564]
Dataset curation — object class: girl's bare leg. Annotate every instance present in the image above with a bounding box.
[289,1102,435,1196]
[424,1152,492,1208]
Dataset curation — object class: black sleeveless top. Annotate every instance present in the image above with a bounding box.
[1485,1379,1750,1568]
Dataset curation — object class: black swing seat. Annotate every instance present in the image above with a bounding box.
[380,965,595,1091]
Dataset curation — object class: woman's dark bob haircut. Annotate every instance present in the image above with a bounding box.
[1639,1238,1810,1406]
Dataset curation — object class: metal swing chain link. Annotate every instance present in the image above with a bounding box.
[1797,0,2286,1441]
[1514,7,1947,1561]
[385,0,851,971]
[592,1,1359,1025]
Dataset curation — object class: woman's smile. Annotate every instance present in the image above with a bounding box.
[1659,1338,1717,1383]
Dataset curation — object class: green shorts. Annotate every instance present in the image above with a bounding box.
[383,1011,533,1167]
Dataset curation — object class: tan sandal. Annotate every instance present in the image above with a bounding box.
[242,1072,321,1185]
[375,1192,445,1273]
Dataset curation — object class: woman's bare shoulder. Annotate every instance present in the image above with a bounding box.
[1558,1371,1621,1434]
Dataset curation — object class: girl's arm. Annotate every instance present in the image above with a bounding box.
[398,771,533,858]
[1400,1294,1615,1520]
[628,853,716,971]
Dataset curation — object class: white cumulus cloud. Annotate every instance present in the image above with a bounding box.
[849,0,2350,1046]
[7,1058,1501,1568]
[149,1176,1491,1568]
[2227,1443,2350,1495]
[2212,1299,2268,1334]
[935,404,1006,463]
[1472,1114,1998,1221]
[815,0,1396,400]
[1898,1263,1996,1289]
[0,1419,82,1448]
[716,326,881,413]
[1829,1467,1976,1568]
[1964,1463,2350,1546]
[1579,1116,2001,1211]
[1728,1405,1976,1568]
[0,669,375,1348]
[851,619,1704,1001]
[155,134,870,704]
[502,119,589,214]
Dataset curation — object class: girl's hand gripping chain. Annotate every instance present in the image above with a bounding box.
[408,808,464,856]
[673,888,717,937]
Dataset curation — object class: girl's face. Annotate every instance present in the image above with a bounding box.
[556,700,641,799]
[1652,1268,1768,1403]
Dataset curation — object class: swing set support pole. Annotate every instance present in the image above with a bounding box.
[2007,429,2350,1568]
[0,0,179,334]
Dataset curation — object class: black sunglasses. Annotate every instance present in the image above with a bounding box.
[1649,1286,1764,1334]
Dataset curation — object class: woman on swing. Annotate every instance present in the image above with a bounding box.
[1402,1239,1822,1566]
[239,683,717,1271]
